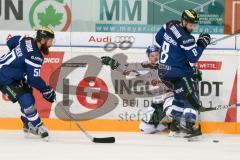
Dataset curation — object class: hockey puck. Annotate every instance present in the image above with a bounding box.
[187,139,194,142]
[213,140,219,143]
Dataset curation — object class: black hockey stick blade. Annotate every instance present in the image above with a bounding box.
[93,137,115,143]
[199,107,217,112]
[61,107,116,143]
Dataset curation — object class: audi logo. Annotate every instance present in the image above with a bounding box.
[114,36,135,43]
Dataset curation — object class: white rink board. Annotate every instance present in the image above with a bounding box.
[0,31,237,49]
[0,46,239,123]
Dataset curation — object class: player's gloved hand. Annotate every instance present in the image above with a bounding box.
[192,68,202,82]
[42,86,56,103]
[101,56,120,70]
[197,33,211,48]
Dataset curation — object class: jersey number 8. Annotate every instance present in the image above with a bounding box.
[160,41,170,63]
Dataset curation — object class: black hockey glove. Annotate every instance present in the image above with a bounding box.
[197,33,211,48]
[42,86,56,103]
[101,56,120,70]
[192,68,202,82]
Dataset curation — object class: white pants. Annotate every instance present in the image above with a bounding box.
[139,92,174,134]
[140,121,168,134]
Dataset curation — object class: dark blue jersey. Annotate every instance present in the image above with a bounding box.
[155,20,205,78]
[0,36,47,92]
[6,35,23,52]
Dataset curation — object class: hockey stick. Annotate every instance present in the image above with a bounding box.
[194,79,202,131]
[199,103,240,112]
[210,32,240,45]
[61,107,115,143]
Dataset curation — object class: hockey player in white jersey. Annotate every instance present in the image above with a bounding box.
[101,45,174,134]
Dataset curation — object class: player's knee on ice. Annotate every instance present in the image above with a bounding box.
[140,101,169,134]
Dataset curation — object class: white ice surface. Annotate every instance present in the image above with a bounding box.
[0,131,239,160]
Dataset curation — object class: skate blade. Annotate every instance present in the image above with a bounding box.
[42,136,50,142]
[184,132,202,139]
[24,132,50,142]
[185,132,202,142]
[187,136,201,142]
[24,131,38,139]
[168,131,187,138]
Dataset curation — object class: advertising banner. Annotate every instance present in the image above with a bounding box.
[70,32,236,49]
[0,46,239,132]
[0,0,72,31]
[91,0,225,34]
[0,0,225,34]
[0,48,238,122]
[0,31,236,49]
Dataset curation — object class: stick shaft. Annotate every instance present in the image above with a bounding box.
[61,107,94,141]
[210,32,240,45]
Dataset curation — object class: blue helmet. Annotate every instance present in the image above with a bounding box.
[146,45,160,56]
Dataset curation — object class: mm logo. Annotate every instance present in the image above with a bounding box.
[96,0,148,33]
[100,0,142,21]
[29,0,71,31]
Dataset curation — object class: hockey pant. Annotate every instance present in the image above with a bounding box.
[163,77,200,130]
[0,79,42,127]
[140,92,174,134]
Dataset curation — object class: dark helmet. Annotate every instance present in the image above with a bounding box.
[36,26,55,41]
[146,45,160,56]
[181,9,199,24]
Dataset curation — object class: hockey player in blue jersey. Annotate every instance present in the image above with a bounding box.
[155,9,211,137]
[0,27,56,139]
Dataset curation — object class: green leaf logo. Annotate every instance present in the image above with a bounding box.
[37,5,63,27]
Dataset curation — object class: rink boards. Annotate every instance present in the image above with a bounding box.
[0,34,239,133]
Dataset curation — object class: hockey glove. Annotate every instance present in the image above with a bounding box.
[42,86,56,103]
[197,33,211,48]
[101,56,120,70]
[192,68,202,82]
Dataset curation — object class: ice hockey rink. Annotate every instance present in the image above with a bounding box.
[0,0,240,160]
[0,131,239,160]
